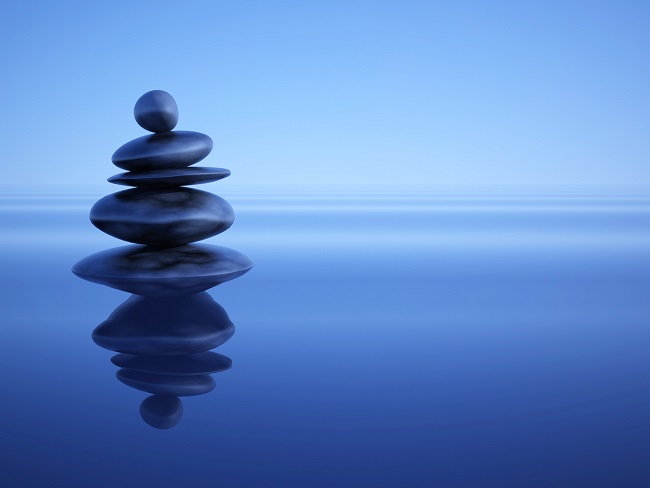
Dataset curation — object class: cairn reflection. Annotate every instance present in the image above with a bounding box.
[93,293,234,354]
[73,90,252,429]
[92,292,235,429]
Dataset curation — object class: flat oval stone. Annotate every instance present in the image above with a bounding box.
[92,292,235,355]
[117,370,216,396]
[112,131,213,172]
[140,395,183,429]
[108,167,230,187]
[134,90,179,133]
[90,187,234,246]
[72,244,254,296]
[111,352,232,375]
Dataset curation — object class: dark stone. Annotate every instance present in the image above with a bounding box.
[134,90,179,133]
[89,187,234,246]
[108,167,231,187]
[112,131,213,172]
[117,369,215,396]
[72,244,253,296]
[140,395,183,429]
[91,292,235,355]
[111,352,232,375]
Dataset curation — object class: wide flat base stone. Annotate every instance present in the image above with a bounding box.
[72,244,253,296]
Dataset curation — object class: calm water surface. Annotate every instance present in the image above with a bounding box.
[1,188,649,487]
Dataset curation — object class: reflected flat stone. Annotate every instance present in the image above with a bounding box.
[72,244,253,296]
[112,131,213,172]
[117,369,216,396]
[92,293,235,355]
[90,187,234,246]
[140,395,183,429]
[111,352,232,375]
[108,167,231,187]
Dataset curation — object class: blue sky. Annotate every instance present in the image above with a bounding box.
[1,0,649,188]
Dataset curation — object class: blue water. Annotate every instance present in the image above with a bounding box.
[1,188,650,487]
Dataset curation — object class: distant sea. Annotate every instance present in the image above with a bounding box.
[1,186,649,487]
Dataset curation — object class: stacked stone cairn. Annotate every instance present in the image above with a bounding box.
[73,90,253,428]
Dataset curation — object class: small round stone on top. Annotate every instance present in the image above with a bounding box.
[134,90,179,133]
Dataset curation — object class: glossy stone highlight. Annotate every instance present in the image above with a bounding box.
[90,187,234,246]
[72,244,254,296]
[108,167,231,187]
[112,131,213,172]
[134,90,179,133]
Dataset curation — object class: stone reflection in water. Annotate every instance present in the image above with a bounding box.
[140,396,184,430]
[92,292,235,429]
[97,294,233,428]
[93,293,235,355]
[73,90,252,428]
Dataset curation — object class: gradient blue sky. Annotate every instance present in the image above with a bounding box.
[2,0,649,188]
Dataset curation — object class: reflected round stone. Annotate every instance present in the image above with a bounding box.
[92,292,235,355]
[117,370,216,396]
[134,90,179,133]
[140,395,183,429]
[108,167,231,187]
[112,131,213,172]
[90,187,234,246]
[72,244,254,296]
[111,352,232,375]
